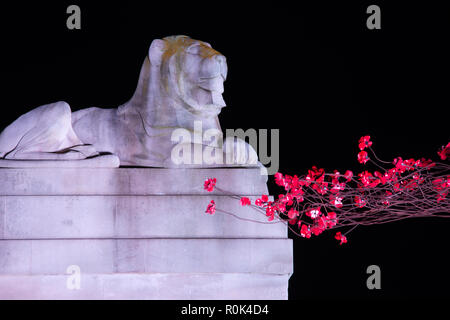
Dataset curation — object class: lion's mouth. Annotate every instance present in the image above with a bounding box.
[197,76,224,92]
[194,87,226,108]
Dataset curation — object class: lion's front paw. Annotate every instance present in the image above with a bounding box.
[223,136,258,166]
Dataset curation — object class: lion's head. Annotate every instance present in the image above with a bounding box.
[156,35,227,117]
[119,35,227,132]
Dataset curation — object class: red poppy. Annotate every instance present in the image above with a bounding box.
[325,212,338,228]
[331,182,345,193]
[358,171,373,187]
[240,197,251,206]
[335,232,347,245]
[344,170,353,182]
[203,178,217,192]
[205,200,216,215]
[266,205,275,221]
[354,196,366,208]
[306,207,321,219]
[330,195,343,208]
[358,136,373,151]
[357,151,370,164]
[311,225,324,236]
[288,208,299,219]
[274,172,285,186]
[438,142,450,160]
[300,224,311,238]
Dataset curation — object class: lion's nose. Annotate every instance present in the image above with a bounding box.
[215,55,227,80]
[215,54,225,65]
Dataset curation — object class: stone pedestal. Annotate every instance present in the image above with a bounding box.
[0,167,293,299]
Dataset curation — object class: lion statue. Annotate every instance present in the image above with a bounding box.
[0,35,258,167]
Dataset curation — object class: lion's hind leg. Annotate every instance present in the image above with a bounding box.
[0,101,98,160]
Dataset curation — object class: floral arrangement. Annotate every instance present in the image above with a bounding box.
[204,137,450,245]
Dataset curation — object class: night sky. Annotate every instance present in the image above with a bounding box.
[0,1,449,300]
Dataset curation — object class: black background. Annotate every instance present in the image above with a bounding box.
[0,1,449,300]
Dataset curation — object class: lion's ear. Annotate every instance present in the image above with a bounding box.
[149,39,166,66]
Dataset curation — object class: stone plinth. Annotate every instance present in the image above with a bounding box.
[0,167,293,299]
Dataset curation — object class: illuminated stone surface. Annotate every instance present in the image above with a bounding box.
[0,36,257,167]
[0,168,293,299]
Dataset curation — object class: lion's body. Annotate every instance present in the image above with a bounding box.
[0,36,257,166]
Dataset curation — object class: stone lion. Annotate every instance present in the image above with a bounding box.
[0,35,257,167]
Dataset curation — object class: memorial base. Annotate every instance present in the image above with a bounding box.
[0,167,293,299]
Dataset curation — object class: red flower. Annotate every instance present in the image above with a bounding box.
[312,181,329,195]
[290,175,302,189]
[305,166,325,186]
[274,172,285,186]
[331,170,340,184]
[291,187,305,202]
[416,158,435,169]
[325,212,338,228]
[300,224,311,238]
[254,194,269,207]
[393,157,407,173]
[266,205,275,221]
[316,215,328,231]
[438,142,450,160]
[358,171,373,187]
[382,191,392,206]
[204,178,217,192]
[374,171,390,184]
[358,136,373,151]
[240,197,251,206]
[357,151,370,164]
[335,232,347,245]
[330,172,346,193]
[330,195,343,208]
[354,196,366,208]
[306,207,321,219]
[311,225,324,236]
[344,170,353,182]
[205,200,216,215]
[288,208,299,219]
[275,201,286,213]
